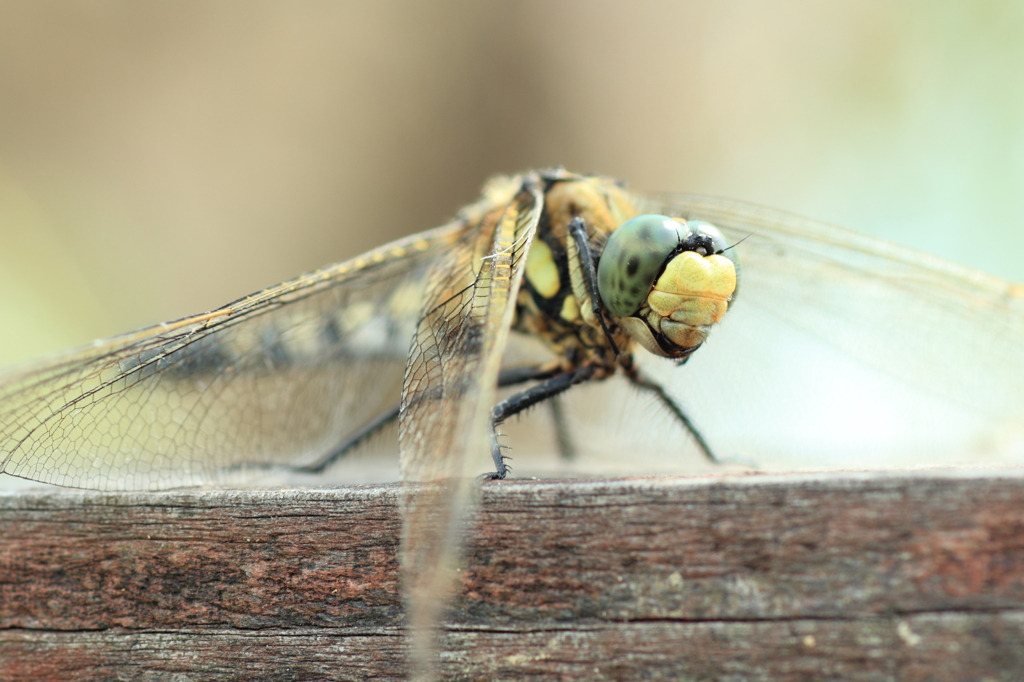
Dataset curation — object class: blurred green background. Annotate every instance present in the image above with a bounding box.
[1,0,1023,368]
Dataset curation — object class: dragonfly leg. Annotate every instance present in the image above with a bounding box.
[548,396,576,461]
[499,365,578,461]
[487,364,597,479]
[499,364,578,462]
[296,363,571,476]
[496,363,564,386]
[295,404,402,474]
[624,367,719,464]
[568,217,621,356]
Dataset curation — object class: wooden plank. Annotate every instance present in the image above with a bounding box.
[2,471,1024,680]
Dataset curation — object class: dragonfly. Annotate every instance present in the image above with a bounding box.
[2,168,1024,674]
[0,168,744,490]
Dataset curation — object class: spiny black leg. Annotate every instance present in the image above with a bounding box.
[487,364,597,479]
[295,403,402,474]
[295,364,568,476]
[625,368,720,464]
[500,363,579,464]
[568,217,620,356]
[497,363,564,387]
[548,396,576,461]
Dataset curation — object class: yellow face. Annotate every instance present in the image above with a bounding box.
[639,249,737,350]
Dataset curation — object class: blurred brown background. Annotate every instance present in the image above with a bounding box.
[2,1,1023,367]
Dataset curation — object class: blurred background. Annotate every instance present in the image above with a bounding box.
[2,0,1024,368]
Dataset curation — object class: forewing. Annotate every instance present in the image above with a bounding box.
[626,193,1024,469]
[400,181,543,480]
[0,225,462,490]
[398,179,543,672]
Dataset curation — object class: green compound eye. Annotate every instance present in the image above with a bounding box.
[597,214,736,318]
[598,215,688,317]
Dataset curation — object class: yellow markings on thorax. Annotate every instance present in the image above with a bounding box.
[542,177,639,242]
[525,239,561,298]
[559,294,580,322]
[531,175,639,332]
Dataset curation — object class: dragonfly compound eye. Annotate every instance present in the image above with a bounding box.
[598,214,739,356]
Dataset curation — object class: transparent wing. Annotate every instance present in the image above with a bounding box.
[605,193,1024,471]
[398,180,542,673]
[0,225,463,490]
[505,194,1024,479]
[400,182,542,480]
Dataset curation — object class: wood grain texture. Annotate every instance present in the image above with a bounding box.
[2,471,1024,680]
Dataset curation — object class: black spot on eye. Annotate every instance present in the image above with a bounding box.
[626,256,639,277]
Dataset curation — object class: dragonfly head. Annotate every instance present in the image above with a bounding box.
[597,214,739,359]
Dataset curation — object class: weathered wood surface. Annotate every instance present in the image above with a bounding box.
[2,471,1024,681]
